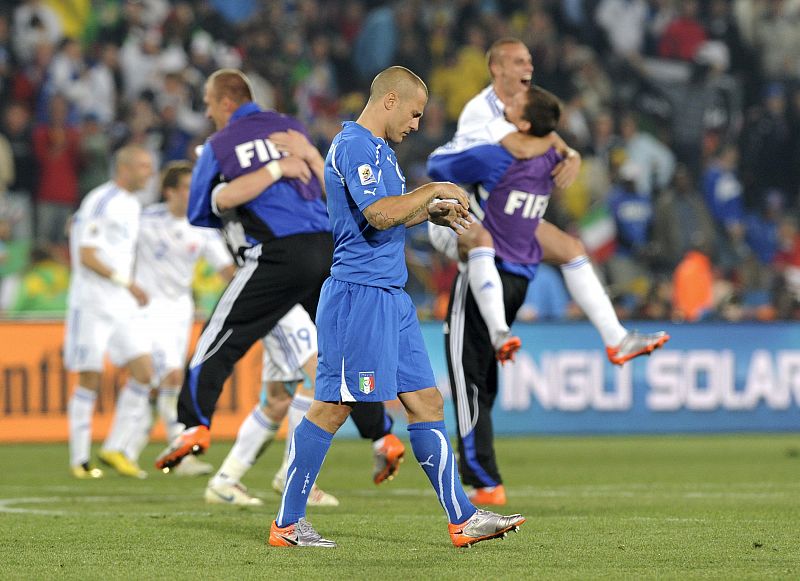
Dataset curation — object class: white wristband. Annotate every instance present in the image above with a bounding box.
[265,160,283,181]
[109,271,131,288]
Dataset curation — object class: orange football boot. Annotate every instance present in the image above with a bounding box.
[155,425,211,471]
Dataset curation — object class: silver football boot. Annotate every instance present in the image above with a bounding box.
[448,509,526,547]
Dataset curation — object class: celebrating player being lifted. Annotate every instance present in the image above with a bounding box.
[428,38,668,370]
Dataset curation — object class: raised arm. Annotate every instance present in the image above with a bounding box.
[500,131,558,159]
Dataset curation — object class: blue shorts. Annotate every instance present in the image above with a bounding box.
[315,277,436,402]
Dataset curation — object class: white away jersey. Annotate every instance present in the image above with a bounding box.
[135,203,233,302]
[430,86,517,157]
[68,180,141,312]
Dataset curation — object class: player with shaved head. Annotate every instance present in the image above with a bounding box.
[268,66,526,549]
[154,69,406,494]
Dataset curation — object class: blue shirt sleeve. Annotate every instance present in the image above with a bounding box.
[187,142,223,228]
[427,144,513,191]
[338,137,389,212]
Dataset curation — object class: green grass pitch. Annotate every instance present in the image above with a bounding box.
[1,435,799,580]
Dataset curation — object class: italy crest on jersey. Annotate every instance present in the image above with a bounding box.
[358,371,375,394]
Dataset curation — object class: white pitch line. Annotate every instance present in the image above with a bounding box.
[0,495,214,517]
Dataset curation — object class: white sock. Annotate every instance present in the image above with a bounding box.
[212,405,279,485]
[157,386,182,441]
[467,247,509,348]
[560,255,627,346]
[124,402,153,462]
[280,393,313,475]
[101,381,151,454]
[68,386,97,467]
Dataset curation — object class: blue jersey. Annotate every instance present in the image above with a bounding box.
[324,121,408,291]
[427,143,561,280]
[187,102,330,246]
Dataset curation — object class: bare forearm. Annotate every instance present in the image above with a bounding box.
[500,131,556,159]
[363,193,431,230]
[215,165,278,212]
[364,182,450,230]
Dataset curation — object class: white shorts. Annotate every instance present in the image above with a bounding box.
[64,305,151,371]
[134,297,193,380]
[428,222,459,262]
[261,304,318,383]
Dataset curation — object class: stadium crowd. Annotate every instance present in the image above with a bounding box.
[0,0,799,322]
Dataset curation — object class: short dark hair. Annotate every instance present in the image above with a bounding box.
[161,160,193,191]
[523,85,562,137]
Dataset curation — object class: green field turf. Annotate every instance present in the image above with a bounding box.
[1,435,799,580]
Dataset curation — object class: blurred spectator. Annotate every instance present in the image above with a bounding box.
[605,160,653,311]
[0,14,12,103]
[8,245,68,314]
[652,164,717,269]
[701,143,749,272]
[0,124,13,197]
[744,189,783,265]
[78,113,110,195]
[294,35,339,122]
[672,246,714,322]
[772,216,800,318]
[352,5,396,82]
[595,0,648,60]
[430,26,490,122]
[739,82,794,206]
[47,38,86,111]
[619,111,675,197]
[73,42,119,125]
[657,0,707,61]
[32,93,80,245]
[752,0,800,82]
[2,103,35,195]
[13,0,62,66]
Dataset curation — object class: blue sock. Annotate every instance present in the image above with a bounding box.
[276,418,333,527]
[408,421,476,525]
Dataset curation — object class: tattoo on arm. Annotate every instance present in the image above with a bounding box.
[364,193,438,230]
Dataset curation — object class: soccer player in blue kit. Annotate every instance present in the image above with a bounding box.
[268,66,526,549]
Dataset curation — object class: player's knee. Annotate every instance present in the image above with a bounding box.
[162,369,183,388]
[549,232,586,264]
[401,387,444,423]
[564,235,587,261]
[78,371,101,391]
[306,400,351,433]
[457,223,493,261]
[128,355,155,385]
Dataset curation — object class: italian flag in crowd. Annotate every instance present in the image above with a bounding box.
[579,206,616,263]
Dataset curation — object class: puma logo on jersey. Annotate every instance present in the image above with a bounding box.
[235,138,282,168]
[503,190,549,219]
